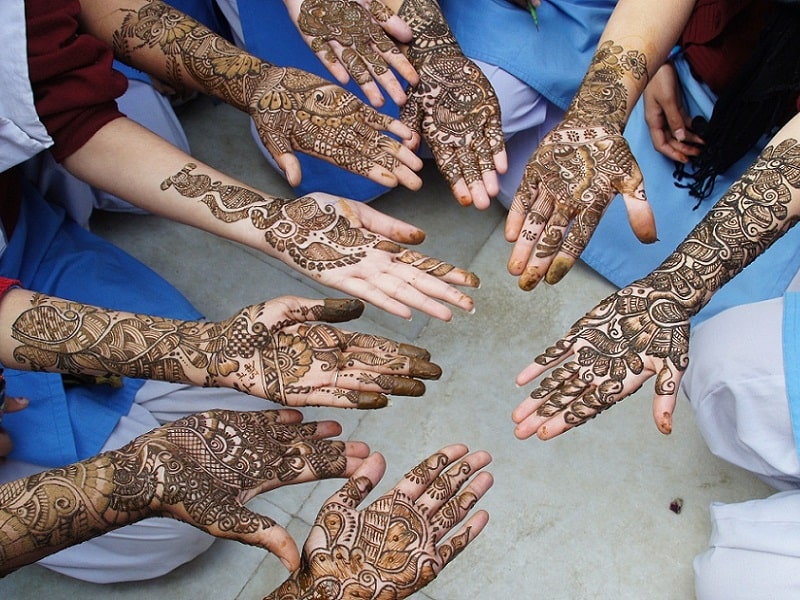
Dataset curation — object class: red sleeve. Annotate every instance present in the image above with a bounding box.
[25,0,128,162]
[0,278,21,299]
[680,0,771,95]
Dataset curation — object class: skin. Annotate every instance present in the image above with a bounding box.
[283,0,419,107]
[0,408,370,575]
[395,0,508,210]
[512,116,800,440]
[265,445,493,600]
[505,0,697,290]
[0,291,444,410]
[78,0,423,190]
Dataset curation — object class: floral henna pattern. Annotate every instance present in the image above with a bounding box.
[530,138,800,427]
[398,0,504,186]
[265,451,479,600]
[114,1,401,179]
[297,0,399,84]
[0,410,350,574]
[161,164,459,279]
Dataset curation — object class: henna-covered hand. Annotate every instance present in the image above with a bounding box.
[264,444,493,600]
[512,134,800,439]
[511,279,691,440]
[505,41,657,290]
[112,1,421,190]
[0,409,370,575]
[9,294,444,409]
[161,164,480,320]
[283,0,419,106]
[398,0,507,209]
[249,66,423,190]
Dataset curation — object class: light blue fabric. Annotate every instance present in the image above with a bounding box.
[441,0,617,111]
[783,293,800,463]
[581,55,800,325]
[0,182,201,467]
[235,0,400,202]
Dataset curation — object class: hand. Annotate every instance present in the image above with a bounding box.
[283,0,418,106]
[249,66,423,189]
[505,122,656,290]
[113,409,370,570]
[265,444,493,599]
[400,46,507,209]
[251,193,481,320]
[205,296,444,408]
[643,62,704,163]
[511,281,690,440]
[0,397,28,460]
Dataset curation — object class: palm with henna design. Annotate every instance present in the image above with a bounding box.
[512,279,691,440]
[284,0,418,106]
[249,66,423,190]
[265,445,493,600]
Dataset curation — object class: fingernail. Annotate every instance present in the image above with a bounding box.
[357,393,389,409]
[674,128,686,141]
[409,359,442,379]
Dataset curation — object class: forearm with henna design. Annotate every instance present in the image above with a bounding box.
[161,163,459,280]
[0,410,349,576]
[396,0,504,187]
[532,138,800,423]
[8,293,425,407]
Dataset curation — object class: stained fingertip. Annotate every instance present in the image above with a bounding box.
[398,343,432,360]
[356,392,389,409]
[544,258,573,285]
[657,411,673,435]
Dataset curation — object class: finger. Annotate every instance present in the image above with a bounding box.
[284,387,390,409]
[620,184,657,244]
[369,272,457,321]
[334,367,428,396]
[3,396,29,414]
[512,361,581,427]
[653,391,678,435]
[430,471,494,543]
[339,349,442,380]
[385,265,478,313]
[450,177,474,207]
[391,247,481,288]
[273,152,303,188]
[350,200,427,245]
[339,329,433,361]
[216,509,300,571]
[433,509,490,571]
[326,451,387,508]
[419,450,492,515]
[393,444,470,500]
[372,2,413,43]
[285,297,367,325]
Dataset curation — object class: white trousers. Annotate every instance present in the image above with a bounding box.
[1,381,268,583]
[683,296,800,599]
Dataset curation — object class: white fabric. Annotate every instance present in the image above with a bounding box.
[0,381,269,583]
[683,298,800,598]
[0,0,53,173]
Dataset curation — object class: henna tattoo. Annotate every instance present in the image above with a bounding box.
[265,451,478,600]
[297,0,399,84]
[114,2,402,179]
[531,138,800,426]
[0,410,349,576]
[398,0,504,187]
[162,164,458,279]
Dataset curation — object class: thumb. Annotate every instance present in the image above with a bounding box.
[313,298,367,324]
[274,152,303,188]
[218,506,301,571]
[620,179,657,244]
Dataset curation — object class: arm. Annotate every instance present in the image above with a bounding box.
[0,408,369,575]
[512,112,800,440]
[264,444,493,599]
[386,0,507,209]
[76,0,422,189]
[0,290,443,408]
[62,117,478,320]
[282,0,419,107]
[505,0,697,290]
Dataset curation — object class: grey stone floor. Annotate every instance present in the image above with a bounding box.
[2,97,773,599]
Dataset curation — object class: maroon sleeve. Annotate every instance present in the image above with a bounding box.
[679,0,771,95]
[25,0,128,162]
[0,278,21,299]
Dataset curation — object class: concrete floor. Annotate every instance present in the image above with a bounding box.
[2,96,774,599]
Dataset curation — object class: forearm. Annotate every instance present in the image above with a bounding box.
[77,0,273,113]
[62,117,277,252]
[567,0,696,130]
[641,113,800,316]
[0,288,224,386]
[0,451,147,575]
